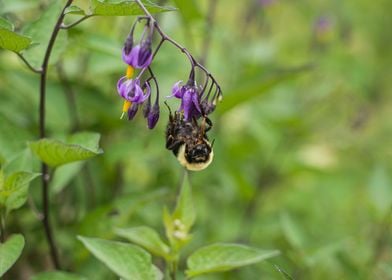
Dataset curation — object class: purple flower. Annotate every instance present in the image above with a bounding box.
[147,102,160,129]
[117,77,150,104]
[122,41,153,69]
[169,81,201,121]
[127,103,139,120]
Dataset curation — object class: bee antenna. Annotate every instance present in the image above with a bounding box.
[211,139,215,148]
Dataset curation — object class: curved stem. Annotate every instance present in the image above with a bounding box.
[16,53,42,73]
[60,15,92,29]
[39,0,74,269]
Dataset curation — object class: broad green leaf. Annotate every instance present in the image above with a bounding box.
[66,0,175,16]
[172,0,202,23]
[115,226,170,259]
[29,132,103,167]
[22,0,68,68]
[3,149,33,175]
[0,17,31,52]
[0,172,40,214]
[32,271,87,280]
[186,243,280,277]
[78,236,156,280]
[51,162,85,193]
[0,234,25,277]
[172,172,195,231]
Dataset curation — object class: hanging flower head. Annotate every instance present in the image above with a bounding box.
[169,80,202,121]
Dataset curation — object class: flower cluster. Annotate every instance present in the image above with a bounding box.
[116,18,222,128]
[116,20,159,129]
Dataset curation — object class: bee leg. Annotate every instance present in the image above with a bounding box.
[204,116,213,132]
[164,101,173,120]
[167,139,183,151]
[166,135,175,149]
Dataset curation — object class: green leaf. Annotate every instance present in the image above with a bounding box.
[29,132,103,167]
[22,0,67,68]
[0,172,40,214]
[186,243,280,278]
[172,173,195,231]
[67,0,175,16]
[3,149,33,175]
[0,234,25,277]
[78,236,157,280]
[0,17,31,52]
[51,162,85,194]
[32,271,87,280]
[64,5,86,16]
[115,226,170,259]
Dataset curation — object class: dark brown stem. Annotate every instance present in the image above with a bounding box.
[134,0,222,94]
[39,0,74,269]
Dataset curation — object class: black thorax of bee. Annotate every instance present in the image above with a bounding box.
[165,111,213,164]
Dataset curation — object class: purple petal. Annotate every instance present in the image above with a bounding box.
[122,47,134,65]
[182,90,193,121]
[169,81,184,98]
[147,103,160,129]
[191,89,202,113]
[128,103,139,120]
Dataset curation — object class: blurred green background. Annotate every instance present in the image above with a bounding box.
[0,0,391,279]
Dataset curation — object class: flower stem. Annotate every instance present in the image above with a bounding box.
[39,0,74,269]
[134,0,222,94]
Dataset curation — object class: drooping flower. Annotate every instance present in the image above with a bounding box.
[117,77,150,104]
[147,102,160,129]
[122,42,153,69]
[169,81,202,121]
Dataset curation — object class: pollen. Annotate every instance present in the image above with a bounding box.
[126,65,134,79]
[120,100,132,119]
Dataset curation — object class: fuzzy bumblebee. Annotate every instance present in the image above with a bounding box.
[166,108,214,171]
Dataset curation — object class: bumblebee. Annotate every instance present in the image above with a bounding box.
[165,107,214,171]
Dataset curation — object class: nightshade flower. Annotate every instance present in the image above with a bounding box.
[117,77,150,104]
[169,81,202,121]
[122,23,153,69]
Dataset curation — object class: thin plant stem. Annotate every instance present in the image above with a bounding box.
[60,15,93,29]
[16,53,42,73]
[39,0,74,269]
[134,0,222,95]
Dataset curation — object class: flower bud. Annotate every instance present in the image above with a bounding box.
[147,102,160,129]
